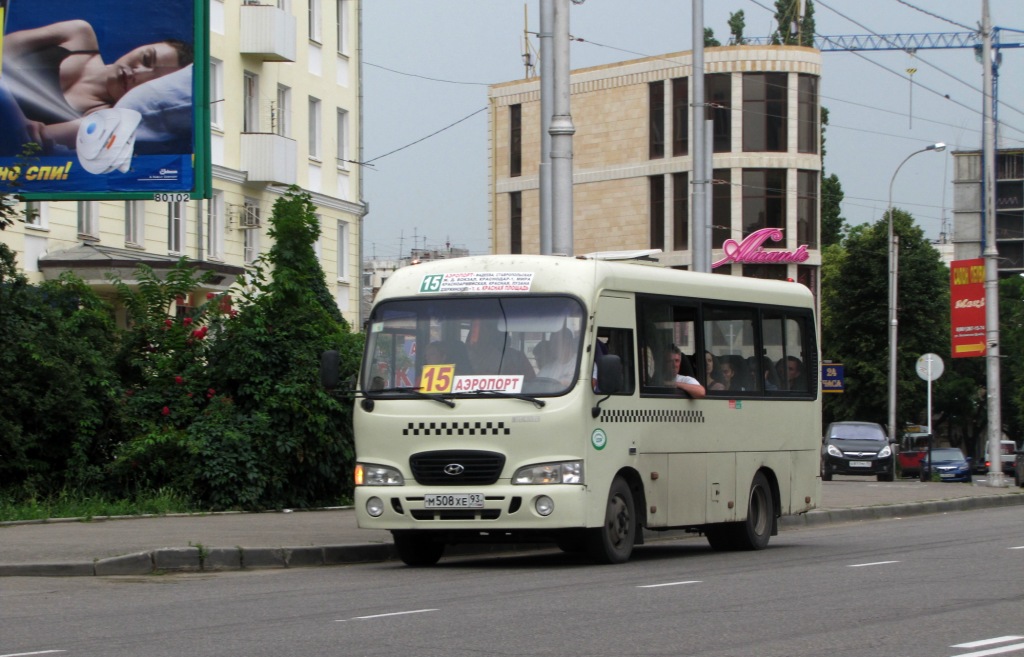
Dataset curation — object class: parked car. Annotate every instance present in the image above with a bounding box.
[919,448,972,483]
[976,440,1017,475]
[898,431,930,478]
[822,421,895,482]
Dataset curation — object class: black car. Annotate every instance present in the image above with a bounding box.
[821,421,895,482]
[1015,449,1024,488]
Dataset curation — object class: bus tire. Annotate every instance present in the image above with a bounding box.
[706,472,774,551]
[586,476,635,564]
[392,531,445,566]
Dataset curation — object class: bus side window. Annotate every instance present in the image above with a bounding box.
[594,328,635,395]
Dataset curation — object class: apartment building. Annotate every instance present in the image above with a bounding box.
[488,45,822,295]
[2,0,364,325]
[952,148,1024,274]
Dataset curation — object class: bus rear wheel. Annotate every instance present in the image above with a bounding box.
[705,471,774,551]
[586,476,636,564]
[392,531,445,566]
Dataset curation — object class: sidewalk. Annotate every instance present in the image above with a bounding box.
[2,477,1021,577]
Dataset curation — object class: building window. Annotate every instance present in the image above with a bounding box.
[336,0,349,55]
[337,220,350,281]
[743,72,787,152]
[649,81,665,160]
[337,108,350,169]
[742,264,788,280]
[77,201,98,239]
[167,202,186,253]
[243,198,261,264]
[672,172,688,251]
[510,191,522,254]
[510,104,522,178]
[742,169,787,238]
[650,175,665,250]
[706,73,731,153]
[671,78,688,157]
[797,170,818,248]
[243,71,259,132]
[798,74,818,154]
[24,201,44,228]
[712,169,731,249]
[207,190,225,259]
[125,201,145,246]
[276,85,291,137]
[309,0,322,42]
[210,58,223,129]
[309,97,322,159]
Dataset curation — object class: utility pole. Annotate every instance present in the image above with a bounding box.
[539,0,554,254]
[550,0,575,256]
[691,0,708,272]
[982,0,1004,487]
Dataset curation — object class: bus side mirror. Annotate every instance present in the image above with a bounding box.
[320,350,340,389]
[596,354,624,395]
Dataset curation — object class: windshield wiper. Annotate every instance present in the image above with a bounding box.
[465,389,546,408]
[369,387,456,408]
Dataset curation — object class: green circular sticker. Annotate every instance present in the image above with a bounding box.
[591,428,608,451]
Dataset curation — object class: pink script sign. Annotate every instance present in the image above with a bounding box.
[711,228,810,269]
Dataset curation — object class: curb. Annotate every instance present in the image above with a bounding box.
[3,494,1022,577]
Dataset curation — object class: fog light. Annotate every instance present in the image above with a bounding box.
[535,495,554,516]
[366,496,385,517]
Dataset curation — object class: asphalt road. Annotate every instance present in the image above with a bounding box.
[2,505,1022,657]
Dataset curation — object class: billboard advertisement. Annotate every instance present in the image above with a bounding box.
[0,0,205,197]
[950,258,986,358]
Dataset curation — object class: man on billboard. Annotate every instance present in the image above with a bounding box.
[0,0,197,195]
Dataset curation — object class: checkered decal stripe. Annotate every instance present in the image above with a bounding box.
[599,409,705,423]
[403,421,511,436]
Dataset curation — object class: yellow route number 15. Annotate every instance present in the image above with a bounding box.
[419,364,455,393]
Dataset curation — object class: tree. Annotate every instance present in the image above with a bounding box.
[704,28,721,48]
[772,0,815,47]
[821,210,950,432]
[205,187,363,508]
[728,10,745,45]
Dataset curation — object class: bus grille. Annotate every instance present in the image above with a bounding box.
[409,450,506,486]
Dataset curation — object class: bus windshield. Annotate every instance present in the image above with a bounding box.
[363,296,586,397]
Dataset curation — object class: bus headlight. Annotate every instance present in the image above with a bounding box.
[355,463,404,486]
[512,461,583,485]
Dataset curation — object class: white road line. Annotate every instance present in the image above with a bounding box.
[0,651,67,657]
[335,609,438,622]
[954,636,1024,649]
[1008,546,1024,550]
[948,642,1024,657]
[847,560,900,568]
[637,580,702,588]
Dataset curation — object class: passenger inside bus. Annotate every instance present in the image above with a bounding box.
[704,351,727,391]
[719,354,754,392]
[536,327,577,386]
[467,321,536,381]
[776,355,805,391]
[748,355,780,391]
[423,339,473,373]
[666,346,706,398]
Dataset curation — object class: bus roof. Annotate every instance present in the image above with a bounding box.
[375,254,815,309]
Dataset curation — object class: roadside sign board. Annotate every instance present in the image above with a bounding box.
[950,258,985,358]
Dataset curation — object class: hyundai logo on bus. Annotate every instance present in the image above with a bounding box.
[444,464,466,476]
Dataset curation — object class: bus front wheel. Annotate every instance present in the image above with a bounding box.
[392,531,445,566]
[586,476,636,564]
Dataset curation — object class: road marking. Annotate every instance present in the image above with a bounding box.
[0,652,67,657]
[950,636,1024,657]
[336,609,438,622]
[1008,546,1024,550]
[637,580,702,588]
[847,560,900,568]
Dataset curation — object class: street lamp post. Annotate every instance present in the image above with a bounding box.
[887,142,946,446]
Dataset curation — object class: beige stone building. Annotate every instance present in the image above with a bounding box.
[3,0,364,326]
[488,45,822,294]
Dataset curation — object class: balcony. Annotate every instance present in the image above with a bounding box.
[240,3,297,62]
[240,133,297,185]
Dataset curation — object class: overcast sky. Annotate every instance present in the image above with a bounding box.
[361,0,1024,260]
